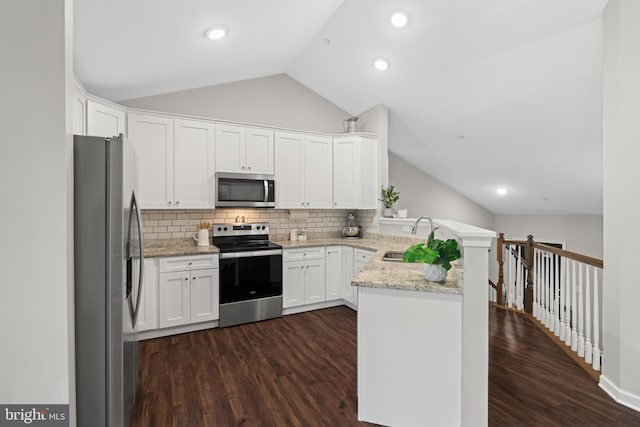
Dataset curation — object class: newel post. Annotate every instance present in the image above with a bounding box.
[524,235,535,314]
[496,233,504,306]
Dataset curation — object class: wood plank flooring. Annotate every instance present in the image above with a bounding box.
[130,305,640,427]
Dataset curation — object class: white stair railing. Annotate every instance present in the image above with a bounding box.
[496,234,603,374]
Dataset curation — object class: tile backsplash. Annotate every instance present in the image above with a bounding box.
[141,209,378,241]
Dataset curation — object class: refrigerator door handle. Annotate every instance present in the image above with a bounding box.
[132,190,144,327]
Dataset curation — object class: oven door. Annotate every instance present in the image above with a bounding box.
[216,172,275,208]
[219,250,283,304]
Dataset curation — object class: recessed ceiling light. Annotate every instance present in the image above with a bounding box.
[390,10,410,28]
[205,25,227,40]
[496,187,508,196]
[321,38,330,46]
[373,58,390,71]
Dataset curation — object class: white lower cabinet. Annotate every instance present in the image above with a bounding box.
[158,255,219,328]
[283,248,326,308]
[325,246,343,301]
[341,246,355,304]
[136,258,158,332]
[352,249,375,307]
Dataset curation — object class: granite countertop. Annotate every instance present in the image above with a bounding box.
[143,235,461,295]
[144,239,220,258]
[273,236,461,294]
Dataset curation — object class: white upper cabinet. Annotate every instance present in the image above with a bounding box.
[333,135,378,209]
[216,124,274,174]
[174,119,216,209]
[128,114,174,209]
[275,132,333,209]
[87,99,126,138]
[72,80,87,136]
[128,113,215,209]
[245,127,275,174]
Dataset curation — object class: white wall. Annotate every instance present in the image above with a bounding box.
[0,0,73,408]
[494,215,603,258]
[388,152,494,230]
[120,74,351,133]
[601,0,640,411]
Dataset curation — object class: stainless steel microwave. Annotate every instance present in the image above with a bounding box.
[215,173,276,208]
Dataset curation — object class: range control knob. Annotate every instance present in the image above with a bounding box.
[262,226,266,230]
[217,227,222,231]
[223,227,228,231]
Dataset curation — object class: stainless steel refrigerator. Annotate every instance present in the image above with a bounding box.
[74,134,144,427]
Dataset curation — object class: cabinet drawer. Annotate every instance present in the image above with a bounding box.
[159,255,219,272]
[283,247,325,262]
[354,249,374,264]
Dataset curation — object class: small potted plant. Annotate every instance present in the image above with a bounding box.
[379,185,400,217]
[402,228,461,282]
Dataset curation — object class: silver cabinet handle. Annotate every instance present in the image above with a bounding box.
[176,201,180,205]
[300,202,305,206]
[306,202,310,206]
[168,201,172,206]
[241,166,246,170]
[247,166,252,170]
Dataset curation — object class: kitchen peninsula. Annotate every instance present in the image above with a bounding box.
[354,220,495,427]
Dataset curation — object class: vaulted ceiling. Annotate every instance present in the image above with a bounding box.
[74,0,608,215]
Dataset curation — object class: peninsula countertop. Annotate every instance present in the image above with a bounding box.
[144,235,461,295]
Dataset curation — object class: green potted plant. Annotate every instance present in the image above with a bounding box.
[379,185,400,217]
[402,228,461,282]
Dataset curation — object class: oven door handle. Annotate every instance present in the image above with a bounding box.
[220,249,282,259]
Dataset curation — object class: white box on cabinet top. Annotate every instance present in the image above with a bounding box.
[333,135,378,209]
[275,132,333,209]
[87,99,126,138]
[215,124,274,175]
[128,113,215,209]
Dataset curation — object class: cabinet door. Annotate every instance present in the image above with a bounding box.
[137,258,158,332]
[174,119,215,209]
[325,247,342,301]
[215,124,245,173]
[342,246,355,303]
[283,260,305,308]
[87,99,126,137]
[275,132,304,208]
[353,261,367,306]
[190,268,219,323]
[303,135,333,208]
[245,128,274,174]
[128,114,174,209]
[159,271,190,328]
[333,137,358,209]
[304,258,326,305]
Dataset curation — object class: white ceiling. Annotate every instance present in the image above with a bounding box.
[74,0,608,215]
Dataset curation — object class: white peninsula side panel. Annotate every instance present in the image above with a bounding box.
[358,287,462,426]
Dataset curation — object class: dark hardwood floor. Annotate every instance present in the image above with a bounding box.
[131,305,640,427]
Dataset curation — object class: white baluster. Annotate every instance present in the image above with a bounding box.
[544,251,550,327]
[577,263,585,357]
[507,246,513,308]
[592,269,601,371]
[533,249,539,318]
[559,256,566,341]
[515,248,521,310]
[553,254,561,337]
[549,252,555,332]
[585,266,593,364]
[518,248,524,311]
[564,259,572,345]
[571,260,578,352]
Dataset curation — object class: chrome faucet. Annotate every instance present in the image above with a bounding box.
[411,216,433,235]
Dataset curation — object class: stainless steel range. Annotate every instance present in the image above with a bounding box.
[213,222,283,327]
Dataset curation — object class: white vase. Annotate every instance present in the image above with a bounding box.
[383,208,394,217]
[422,264,447,282]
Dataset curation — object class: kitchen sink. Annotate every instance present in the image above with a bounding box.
[382,251,405,262]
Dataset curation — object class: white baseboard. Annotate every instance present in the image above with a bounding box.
[283,299,345,315]
[599,375,640,413]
